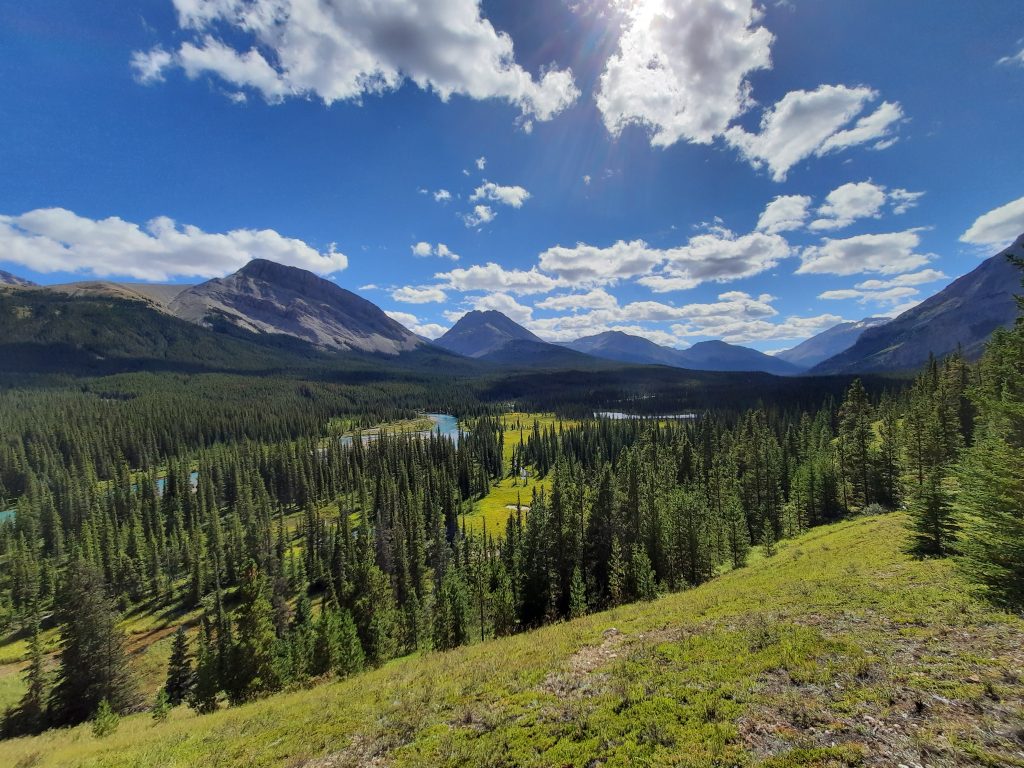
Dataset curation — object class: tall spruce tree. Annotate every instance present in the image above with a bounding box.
[165,626,193,706]
[48,559,140,727]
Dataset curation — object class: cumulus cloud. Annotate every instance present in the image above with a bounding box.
[433,189,452,203]
[535,288,619,312]
[0,207,347,281]
[724,85,903,180]
[596,0,773,146]
[134,0,579,122]
[960,195,1024,248]
[466,292,534,325]
[411,241,459,260]
[854,269,946,290]
[818,285,919,306]
[756,195,811,234]
[475,156,487,170]
[797,230,931,276]
[384,310,446,339]
[538,239,664,285]
[470,182,531,208]
[809,182,924,230]
[809,181,888,230]
[640,230,793,292]
[436,262,561,295]
[463,205,496,228]
[391,285,448,304]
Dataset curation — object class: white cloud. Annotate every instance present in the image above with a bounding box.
[596,0,772,146]
[538,239,663,285]
[0,207,347,281]
[385,310,446,339]
[583,174,591,185]
[138,0,579,122]
[437,262,560,295]
[724,85,902,181]
[960,195,1024,249]
[809,182,924,230]
[809,181,887,230]
[130,47,173,84]
[470,182,530,208]
[756,195,811,234]
[463,205,496,228]
[391,285,448,304]
[818,285,919,306]
[997,46,1024,67]
[433,189,452,203]
[535,288,619,312]
[411,242,459,260]
[797,230,931,276]
[854,269,946,290]
[889,188,925,215]
[641,230,793,291]
[475,156,487,170]
[467,292,534,325]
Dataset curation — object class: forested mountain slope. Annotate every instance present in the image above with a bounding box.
[3,513,1021,768]
[812,237,1023,374]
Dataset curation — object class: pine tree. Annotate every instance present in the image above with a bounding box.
[48,559,140,727]
[310,604,342,677]
[907,469,957,557]
[568,566,587,619]
[607,536,626,608]
[188,629,219,714]
[227,561,282,703]
[164,627,193,707]
[336,609,365,678]
[152,688,171,723]
[629,547,658,602]
[954,322,1024,606]
[91,698,119,738]
[2,618,48,736]
[491,562,517,637]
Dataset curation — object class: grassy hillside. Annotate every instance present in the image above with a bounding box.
[3,513,1022,767]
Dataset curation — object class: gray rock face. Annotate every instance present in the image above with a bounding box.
[776,317,888,369]
[169,259,421,354]
[811,235,1024,375]
[434,310,545,358]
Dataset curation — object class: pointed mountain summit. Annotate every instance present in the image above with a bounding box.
[776,317,889,369]
[812,235,1024,374]
[169,259,421,354]
[434,310,545,358]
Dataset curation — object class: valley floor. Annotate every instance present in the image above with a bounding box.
[2,512,1022,768]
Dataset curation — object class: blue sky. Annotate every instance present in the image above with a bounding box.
[2,0,1023,351]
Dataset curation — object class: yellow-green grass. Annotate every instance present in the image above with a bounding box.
[5,512,1022,767]
[462,412,576,534]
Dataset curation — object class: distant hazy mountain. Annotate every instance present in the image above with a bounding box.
[169,259,421,354]
[565,330,686,367]
[812,235,1024,374]
[676,339,804,376]
[566,330,802,375]
[434,310,545,358]
[0,269,35,287]
[479,338,608,368]
[776,317,889,369]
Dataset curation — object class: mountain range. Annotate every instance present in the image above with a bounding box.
[1,232,1021,376]
[566,331,804,375]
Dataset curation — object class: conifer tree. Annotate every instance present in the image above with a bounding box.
[48,559,140,727]
[188,629,219,714]
[568,566,588,619]
[336,608,365,678]
[165,626,193,707]
[311,603,342,676]
[227,561,282,703]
